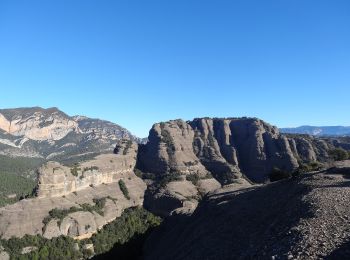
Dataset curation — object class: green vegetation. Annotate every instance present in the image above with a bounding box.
[160,126,176,155]
[269,167,291,182]
[159,172,182,187]
[86,207,162,257]
[123,140,133,155]
[186,172,213,185]
[118,180,130,200]
[70,164,81,177]
[0,208,162,260]
[0,171,36,207]
[134,168,156,180]
[43,198,108,226]
[0,155,44,178]
[329,148,349,161]
[0,235,83,260]
[82,166,99,173]
[294,161,323,175]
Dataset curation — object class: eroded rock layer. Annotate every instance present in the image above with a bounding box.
[139,118,300,183]
[37,140,138,198]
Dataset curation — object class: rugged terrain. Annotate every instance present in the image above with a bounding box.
[144,161,350,260]
[0,107,140,163]
[137,118,345,217]
[0,139,146,240]
[1,110,350,259]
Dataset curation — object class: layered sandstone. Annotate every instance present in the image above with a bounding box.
[0,140,146,239]
[37,140,138,198]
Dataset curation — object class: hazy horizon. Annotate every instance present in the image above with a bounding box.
[1,1,349,137]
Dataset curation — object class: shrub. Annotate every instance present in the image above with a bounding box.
[134,168,143,178]
[159,172,182,187]
[118,180,130,200]
[269,167,291,182]
[70,164,81,177]
[1,208,161,260]
[123,140,133,155]
[186,174,200,185]
[329,148,349,161]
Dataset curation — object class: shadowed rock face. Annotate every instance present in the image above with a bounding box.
[138,118,300,183]
[144,169,350,260]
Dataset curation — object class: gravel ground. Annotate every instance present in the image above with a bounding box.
[144,169,350,260]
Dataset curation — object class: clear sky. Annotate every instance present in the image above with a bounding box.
[0,0,349,137]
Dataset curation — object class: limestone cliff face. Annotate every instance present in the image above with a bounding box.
[0,107,141,161]
[139,118,299,183]
[37,140,138,198]
[0,107,79,141]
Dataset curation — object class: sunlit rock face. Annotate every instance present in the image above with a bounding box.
[37,139,138,198]
[0,107,79,141]
[0,140,146,240]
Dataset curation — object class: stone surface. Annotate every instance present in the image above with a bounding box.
[0,107,141,161]
[37,139,138,198]
[0,175,146,239]
[144,171,350,259]
[139,118,299,184]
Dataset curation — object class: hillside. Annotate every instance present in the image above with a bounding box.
[0,107,140,162]
[144,161,350,259]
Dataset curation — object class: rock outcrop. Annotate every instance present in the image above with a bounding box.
[138,118,299,183]
[287,134,331,163]
[0,140,146,240]
[0,107,140,162]
[37,139,138,198]
[0,178,146,239]
[138,118,306,217]
[144,169,350,260]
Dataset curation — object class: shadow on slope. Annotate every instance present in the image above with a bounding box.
[326,240,350,259]
[144,177,315,260]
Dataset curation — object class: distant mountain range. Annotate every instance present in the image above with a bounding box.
[280,126,350,136]
[0,107,142,167]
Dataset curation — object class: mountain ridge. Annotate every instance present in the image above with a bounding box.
[281,125,350,136]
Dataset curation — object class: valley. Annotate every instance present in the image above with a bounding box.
[0,107,350,259]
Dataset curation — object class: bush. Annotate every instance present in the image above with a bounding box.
[123,140,133,155]
[134,168,143,178]
[118,180,130,200]
[159,172,182,187]
[186,174,200,185]
[70,164,81,177]
[329,148,349,161]
[269,167,291,182]
[295,161,323,175]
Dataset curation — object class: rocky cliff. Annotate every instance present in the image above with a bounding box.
[37,139,138,198]
[144,163,350,260]
[138,118,300,184]
[0,140,146,240]
[0,107,140,162]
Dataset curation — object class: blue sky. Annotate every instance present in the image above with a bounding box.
[0,0,349,137]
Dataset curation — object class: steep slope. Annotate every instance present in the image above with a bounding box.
[144,162,350,259]
[0,107,140,175]
[138,118,299,184]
